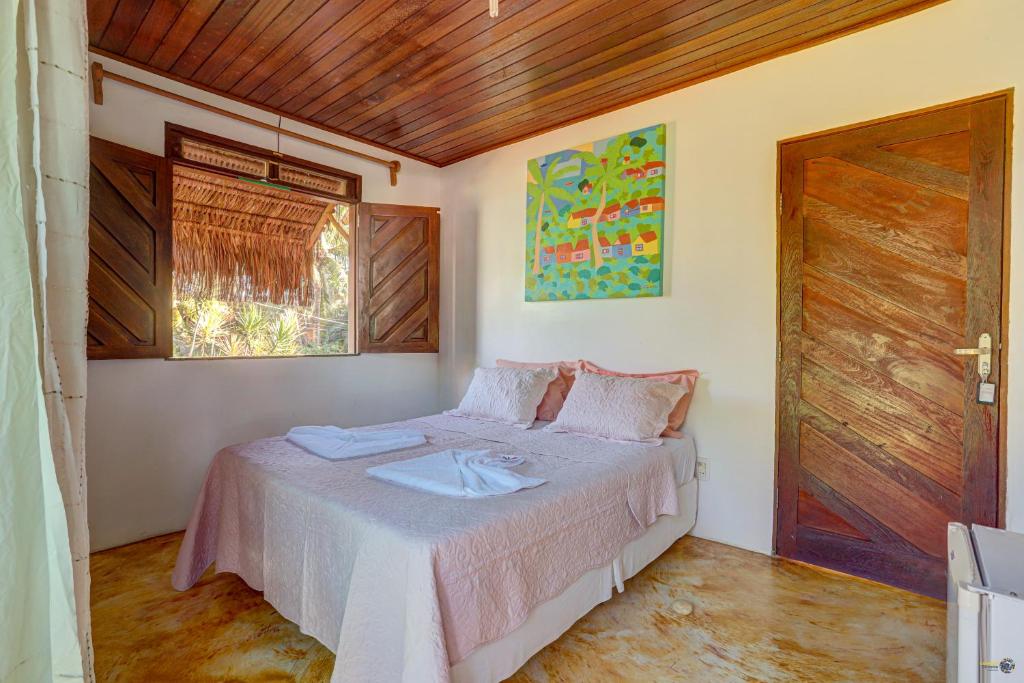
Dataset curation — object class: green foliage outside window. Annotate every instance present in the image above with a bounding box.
[173,206,352,358]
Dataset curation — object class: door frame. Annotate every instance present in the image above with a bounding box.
[772,90,1014,557]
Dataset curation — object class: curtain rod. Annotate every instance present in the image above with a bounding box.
[90,62,401,187]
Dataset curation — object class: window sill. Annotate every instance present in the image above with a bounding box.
[165,352,360,361]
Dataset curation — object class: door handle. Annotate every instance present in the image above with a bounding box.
[954,333,992,381]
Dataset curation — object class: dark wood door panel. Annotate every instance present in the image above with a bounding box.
[804,156,969,253]
[798,488,870,541]
[883,131,972,174]
[776,94,1008,599]
[801,335,964,454]
[88,136,173,360]
[793,526,947,597]
[801,356,962,492]
[356,203,440,353]
[802,287,965,415]
[798,400,962,518]
[804,197,967,279]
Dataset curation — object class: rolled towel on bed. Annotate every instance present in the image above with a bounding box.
[367,449,547,497]
[286,426,426,460]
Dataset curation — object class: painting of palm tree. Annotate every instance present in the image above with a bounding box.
[527,158,576,274]
[573,134,630,268]
[524,124,666,301]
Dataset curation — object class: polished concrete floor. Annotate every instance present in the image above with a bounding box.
[91,533,945,682]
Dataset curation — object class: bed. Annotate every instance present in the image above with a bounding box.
[172,413,699,683]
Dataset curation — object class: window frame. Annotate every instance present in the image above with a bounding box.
[165,123,362,360]
[165,123,362,204]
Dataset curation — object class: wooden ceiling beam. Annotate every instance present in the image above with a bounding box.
[244,0,396,104]
[208,0,329,91]
[170,0,259,79]
[353,0,716,140]
[125,0,190,63]
[148,0,222,71]
[228,0,363,98]
[88,0,120,46]
[424,9,881,159]
[87,0,948,166]
[288,0,482,118]
[97,0,152,54]
[405,0,833,154]
[309,0,550,127]
[385,0,790,149]
[432,0,945,164]
[189,0,294,84]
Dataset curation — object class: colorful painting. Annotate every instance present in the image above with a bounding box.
[525,124,666,301]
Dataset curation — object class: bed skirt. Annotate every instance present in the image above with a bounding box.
[451,476,699,683]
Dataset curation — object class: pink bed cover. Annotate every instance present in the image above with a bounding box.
[172,414,680,683]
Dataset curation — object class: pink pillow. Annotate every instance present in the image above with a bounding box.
[546,371,687,444]
[577,360,699,436]
[496,359,577,421]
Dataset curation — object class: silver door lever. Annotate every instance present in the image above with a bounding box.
[954,333,992,381]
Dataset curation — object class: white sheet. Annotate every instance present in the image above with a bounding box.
[285,425,426,460]
[367,449,547,497]
[666,433,698,486]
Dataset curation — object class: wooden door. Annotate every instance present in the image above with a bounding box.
[775,94,1008,599]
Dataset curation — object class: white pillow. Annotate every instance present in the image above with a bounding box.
[545,371,688,443]
[446,366,557,428]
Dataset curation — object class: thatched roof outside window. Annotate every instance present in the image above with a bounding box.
[172,165,335,306]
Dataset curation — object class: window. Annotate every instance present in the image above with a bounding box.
[172,202,354,357]
[86,126,441,360]
[166,125,359,358]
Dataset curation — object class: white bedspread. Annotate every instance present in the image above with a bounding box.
[172,414,681,683]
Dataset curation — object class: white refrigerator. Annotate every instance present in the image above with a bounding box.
[948,523,1024,681]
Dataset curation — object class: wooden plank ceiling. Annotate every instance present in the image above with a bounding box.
[88,0,945,166]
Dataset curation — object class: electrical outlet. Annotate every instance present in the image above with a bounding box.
[696,459,709,481]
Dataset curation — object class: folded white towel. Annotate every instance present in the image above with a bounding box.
[286,426,426,460]
[366,449,546,498]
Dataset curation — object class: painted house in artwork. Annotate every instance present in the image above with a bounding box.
[622,166,644,180]
[622,199,640,218]
[639,196,665,214]
[601,203,621,222]
[644,160,665,177]
[633,230,659,256]
[621,160,666,180]
[540,246,555,267]
[611,233,633,258]
[571,239,590,262]
[556,241,573,264]
[598,235,612,258]
[567,207,597,229]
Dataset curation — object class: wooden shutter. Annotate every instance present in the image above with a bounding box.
[88,137,172,359]
[356,203,440,353]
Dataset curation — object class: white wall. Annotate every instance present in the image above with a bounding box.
[87,57,445,551]
[440,0,1024,554]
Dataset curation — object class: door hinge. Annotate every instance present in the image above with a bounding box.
[777,193,783,216]
[777,340,782,362]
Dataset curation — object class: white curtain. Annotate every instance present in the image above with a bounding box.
[1,0,93,681]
